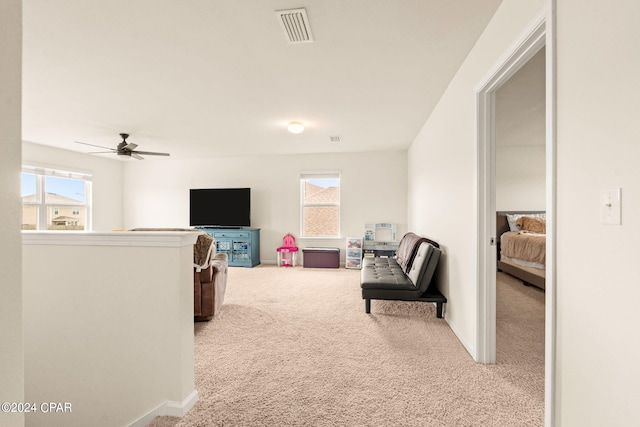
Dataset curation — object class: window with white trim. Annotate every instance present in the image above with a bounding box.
[300,172,340,238]
[21,166,92,231]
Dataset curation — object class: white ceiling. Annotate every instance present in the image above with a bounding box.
[22,0,503,160]
[495,47,546,147]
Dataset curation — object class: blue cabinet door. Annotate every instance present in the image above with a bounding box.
[201,228,260,267]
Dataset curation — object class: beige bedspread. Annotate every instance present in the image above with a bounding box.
[500,231,545,265]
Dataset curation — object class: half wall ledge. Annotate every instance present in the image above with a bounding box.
[22,230,199,247]
[22,230,198,426]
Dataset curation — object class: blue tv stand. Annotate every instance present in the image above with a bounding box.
[199,227,260,267]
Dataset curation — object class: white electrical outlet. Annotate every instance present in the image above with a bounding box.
[600,188,621,225]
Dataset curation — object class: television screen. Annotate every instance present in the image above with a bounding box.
[190,188,251,227]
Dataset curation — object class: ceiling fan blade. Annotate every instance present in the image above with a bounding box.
[76,135,170,158]
[133,151,170,156]
[75,141,115,150]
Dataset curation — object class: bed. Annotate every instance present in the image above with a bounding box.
[496,211,546,290]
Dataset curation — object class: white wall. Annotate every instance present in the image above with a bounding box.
[0,2,24,427]
[556,1,640,425]
[123,151,408,262]
[495,48,546,211]
[22,142,125,231]
[23,232,197,427]
[407,0,546,356]
[496,146,545,210]
[409,0,640,424]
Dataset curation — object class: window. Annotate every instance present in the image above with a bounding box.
[300,172,340,237]
[21,166,92,231]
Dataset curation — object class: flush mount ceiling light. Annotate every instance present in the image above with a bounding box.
[287,121,305,134]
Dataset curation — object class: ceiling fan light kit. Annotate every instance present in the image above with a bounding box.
[75,133,170,159]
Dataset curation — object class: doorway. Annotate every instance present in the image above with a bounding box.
[475,8,556,426]
[495,46,546,406]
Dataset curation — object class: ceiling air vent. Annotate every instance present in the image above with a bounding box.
[276,8,314,44]
[329,136,341,143]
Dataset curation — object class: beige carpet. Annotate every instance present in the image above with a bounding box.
[148,267,544,427]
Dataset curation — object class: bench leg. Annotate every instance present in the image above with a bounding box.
[436,302,443,318]
[365,299,371,314]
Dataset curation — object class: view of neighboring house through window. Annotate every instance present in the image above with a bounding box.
[300,172,340,238]
[21,166,92,230]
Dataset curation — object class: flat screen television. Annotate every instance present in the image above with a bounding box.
[190,188,251,228]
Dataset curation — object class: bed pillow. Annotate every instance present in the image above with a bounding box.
[506,213,545,232]
[516,216,546,234]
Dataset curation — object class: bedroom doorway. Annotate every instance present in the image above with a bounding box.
[494,45,547,408]
[476,7,556,426]
[494,46,546,362]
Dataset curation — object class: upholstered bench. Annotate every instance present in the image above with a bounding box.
[360,233,446,318]
[302,247,340,268]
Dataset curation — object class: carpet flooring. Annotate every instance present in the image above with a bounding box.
[148,267,544,427]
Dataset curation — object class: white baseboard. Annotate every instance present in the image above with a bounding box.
[444,314,476,361]
[129,390,199,427]
[262,260,348,268]
[164,390,199,417]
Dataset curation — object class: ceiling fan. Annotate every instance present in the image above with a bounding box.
[75,133,170,160]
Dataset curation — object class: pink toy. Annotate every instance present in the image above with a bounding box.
[276,233,299,267]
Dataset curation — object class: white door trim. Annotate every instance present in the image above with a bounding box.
[543,3,557,426]
[475,3,556,426]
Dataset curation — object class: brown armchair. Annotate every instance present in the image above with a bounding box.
[194,252,228,321]
[129,228,228,321]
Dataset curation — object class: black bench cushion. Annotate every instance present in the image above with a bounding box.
[361,257,415,291]
[361,242,441,300]
[412,243,440,294]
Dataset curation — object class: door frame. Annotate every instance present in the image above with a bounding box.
[475,4,556,426]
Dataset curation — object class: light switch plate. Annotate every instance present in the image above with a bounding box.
[601,188,621,225]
